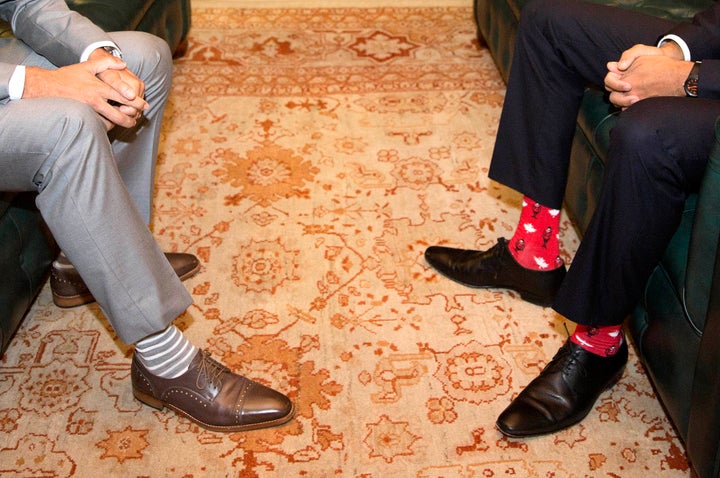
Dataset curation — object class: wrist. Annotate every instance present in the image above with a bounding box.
[660,41,685,60]
[658,35,691,61]
[82,42,123,63]
[20,66,47,99]
[87,47,116,62]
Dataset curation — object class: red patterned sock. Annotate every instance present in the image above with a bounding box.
[571,324,624,357]
[508,196,562,270]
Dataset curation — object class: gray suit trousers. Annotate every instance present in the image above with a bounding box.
[0,31,192,344]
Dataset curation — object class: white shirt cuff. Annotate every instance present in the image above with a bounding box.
[80,41,123,62]
[9,65,25,101]
[658,34,691,61]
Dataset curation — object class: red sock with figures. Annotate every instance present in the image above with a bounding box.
[508,196,563,271]
[571,324,624,357]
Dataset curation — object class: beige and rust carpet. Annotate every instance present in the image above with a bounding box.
[0,4,692,477]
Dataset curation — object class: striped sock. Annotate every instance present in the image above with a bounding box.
[134,325,198,379]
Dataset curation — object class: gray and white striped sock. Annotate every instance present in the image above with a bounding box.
[134,325,198,379]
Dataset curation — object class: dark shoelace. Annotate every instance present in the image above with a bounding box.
[194,350,228,390]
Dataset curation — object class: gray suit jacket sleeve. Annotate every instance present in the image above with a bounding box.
[0,0,114,98]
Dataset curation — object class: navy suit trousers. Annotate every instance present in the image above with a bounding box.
[488,0,720,326]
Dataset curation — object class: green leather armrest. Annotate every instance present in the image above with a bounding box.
[685,117,720,333]
[686,117,720,478]
[686,202,720,478]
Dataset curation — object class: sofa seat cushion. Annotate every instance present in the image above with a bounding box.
[0,193,55,353]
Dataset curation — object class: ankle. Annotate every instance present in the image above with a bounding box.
[570,324,624,357]
[508,196,562,271]
[134,325,198,379]
[507,242,565,271]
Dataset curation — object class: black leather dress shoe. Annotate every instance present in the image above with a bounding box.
[496,338,628,437]
[51,252,201,308]
[424,238,566,306]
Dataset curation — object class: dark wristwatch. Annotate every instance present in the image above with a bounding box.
[684,61,702,97]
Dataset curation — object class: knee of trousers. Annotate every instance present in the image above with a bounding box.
[110,31,173,97]
[605,102,684,183]
[518,0,578,35]
[34,100,114,192]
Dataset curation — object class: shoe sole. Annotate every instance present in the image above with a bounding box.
[429,266,556,307]
[52,261,202,308]
[133,387,296,432]
[495,362,627,438]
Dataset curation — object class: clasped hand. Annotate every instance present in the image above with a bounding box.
[23,48,148,130]
[604,43,693,109]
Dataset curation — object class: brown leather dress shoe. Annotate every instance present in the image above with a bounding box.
[131,350,295,432]
[424,237,566,306]
[50,252,201,308]
[496,339,627,437]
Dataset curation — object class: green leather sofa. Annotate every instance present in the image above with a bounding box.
[474,0,720,476]
[0,0,192,357]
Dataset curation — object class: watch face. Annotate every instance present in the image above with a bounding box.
[684,62,701,97]
[103,46,123,59]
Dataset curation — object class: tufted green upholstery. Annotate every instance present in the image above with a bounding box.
[474,0,720,476]
[0,0,191,357]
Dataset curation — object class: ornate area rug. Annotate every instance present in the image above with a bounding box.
[0,5,691,478]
